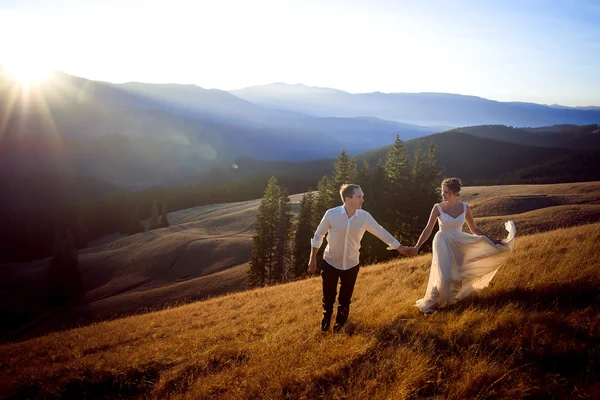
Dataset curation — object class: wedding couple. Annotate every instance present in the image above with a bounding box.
[308,179,516,332]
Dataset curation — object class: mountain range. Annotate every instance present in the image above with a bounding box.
[231,83,600,127]
[2,67,599,189]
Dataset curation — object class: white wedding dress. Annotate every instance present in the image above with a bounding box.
[415,202,516,314]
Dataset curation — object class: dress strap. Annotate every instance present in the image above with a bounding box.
[435,203,442,213]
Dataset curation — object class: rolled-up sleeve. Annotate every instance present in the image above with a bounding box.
[365,212,400,250]
[311,210,331,248]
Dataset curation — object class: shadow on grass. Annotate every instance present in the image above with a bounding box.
[453,279,600,313]
[7,362,168,400]
[286,280,600,399]
[5,349,252,399]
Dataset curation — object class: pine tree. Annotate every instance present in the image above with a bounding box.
[273,188,292,283]
[330,149,357,206]
[47,230,82,305]
[384,135,412,243]
[357,160,372,200]
[292,191,315,278]
[149,199,160,230]
[248,177,281,287]
[410,143,441,250]
[314,175,333,221]
[358,159,393,263]
[356,160,377,264]
[159,202,170,228]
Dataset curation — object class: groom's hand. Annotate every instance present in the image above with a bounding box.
[308,258,317,274]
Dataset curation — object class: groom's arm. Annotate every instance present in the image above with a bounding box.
[365,213,410,255]
[308,210,331,272]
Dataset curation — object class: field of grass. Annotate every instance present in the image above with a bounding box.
[2,183,598,345]
[2,221,599,399]
[0,195,305,340]
[463,181,600,216]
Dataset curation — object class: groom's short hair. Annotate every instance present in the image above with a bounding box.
[340,184,361,203]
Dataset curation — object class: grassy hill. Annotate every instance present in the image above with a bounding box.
[461,181,600,216]
[0,194,305,341]
[2,183,599,343]
[1,221,599,399]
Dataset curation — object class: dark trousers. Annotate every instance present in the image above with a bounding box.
[321,261,360,315]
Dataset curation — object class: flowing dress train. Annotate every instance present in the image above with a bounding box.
[415,203,516,313]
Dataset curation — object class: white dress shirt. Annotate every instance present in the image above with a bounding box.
[311,206,401,270]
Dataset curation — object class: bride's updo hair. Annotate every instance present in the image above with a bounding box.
[442,177,462,195]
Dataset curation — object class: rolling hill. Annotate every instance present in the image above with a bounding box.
[358,130,600,183]
[0,194,304,341]
[2,123,599,265]
[2,182,599,344]
[1,220,599,399]
[453,124,600,149]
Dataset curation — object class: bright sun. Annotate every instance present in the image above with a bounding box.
[4,58,52,85]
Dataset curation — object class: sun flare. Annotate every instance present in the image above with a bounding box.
[4,58,52,85]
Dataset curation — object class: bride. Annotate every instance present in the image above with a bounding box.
[410,177,516,314]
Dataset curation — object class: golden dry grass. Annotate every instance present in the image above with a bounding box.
[463,181,600,217]
[473,204,600,238]
[0,195,306,339]
[1,222,599,399]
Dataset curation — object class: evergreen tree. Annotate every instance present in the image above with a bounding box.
[356,160,377,264]
[409,146,427,240]
[314,175,333,221]
[357,160,372,200]
[311,176,334,271]
[330,149,357,206]
[47,230,82,305]
[149,199,160,230]
[360,160,392,263]
[410,143,441,250]
[292,191,315,278]
[273,188,292,283]
[248,177,281,287]
[159,202,170,228]
[384,135,412,243]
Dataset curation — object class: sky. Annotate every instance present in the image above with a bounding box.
[1,0,599,106]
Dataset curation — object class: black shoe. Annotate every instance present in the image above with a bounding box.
[333,305,350,333]
[321,312,332,332]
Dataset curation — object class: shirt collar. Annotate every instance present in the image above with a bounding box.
[340,206,360,218]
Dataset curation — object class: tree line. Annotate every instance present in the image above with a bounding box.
[248,136,441,286]
[0,169,321,263]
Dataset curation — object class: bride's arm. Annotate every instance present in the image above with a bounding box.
[465,205,502,244]
[413,205,440,254]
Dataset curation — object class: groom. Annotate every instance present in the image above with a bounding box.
[309,184,411,332]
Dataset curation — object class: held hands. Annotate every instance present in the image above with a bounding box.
[398,246,418,257]
[407,247,419,257]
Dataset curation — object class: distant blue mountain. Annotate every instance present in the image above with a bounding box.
[0,70,435,188]
[231,83,600,127]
